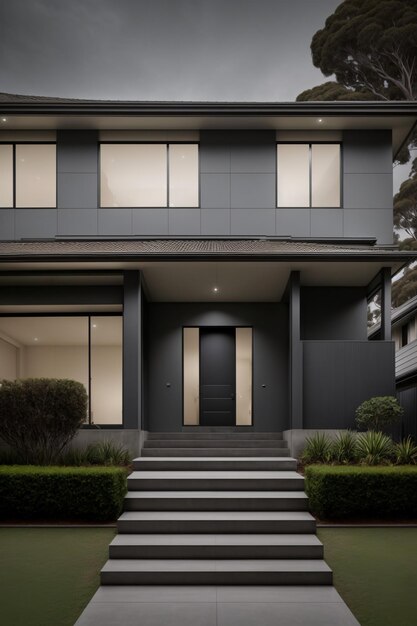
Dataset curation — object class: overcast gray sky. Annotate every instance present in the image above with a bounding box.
[0,0,340,101]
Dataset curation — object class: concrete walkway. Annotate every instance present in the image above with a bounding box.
[75,585,360,625]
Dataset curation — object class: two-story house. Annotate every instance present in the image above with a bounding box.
[0,95,416,456]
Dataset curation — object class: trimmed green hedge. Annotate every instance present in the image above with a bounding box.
[305,465,417,520]
[0,466,127,521]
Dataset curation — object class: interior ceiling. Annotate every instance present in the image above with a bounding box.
[0,261,402,304]
[0,315,122,346]
[0,115,414,154]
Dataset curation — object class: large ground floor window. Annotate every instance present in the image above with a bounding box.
[0,315,122,425]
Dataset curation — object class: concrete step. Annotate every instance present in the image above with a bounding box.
[124,490,308,512]
[127,470,304,492]
[109,533,323,559]
[141,447,291,457]
[144,439,286,448]
[101,558,332,585]
[132,457,297,471]
[117,511,316,534]
[147,432,284,440]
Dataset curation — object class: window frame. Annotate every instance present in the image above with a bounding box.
[99,141,200,209]
[276,141,342,209]
[0,311,123,428]
[0,141,57,208]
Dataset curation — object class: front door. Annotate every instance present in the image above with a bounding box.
[199,327,236,426]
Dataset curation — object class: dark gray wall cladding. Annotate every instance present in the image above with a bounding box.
[301,287,368,340]
[15,208,57,239]
[200,130,276,236]
[397,385,417,440]
[303,340,395,428]
[343,129,393,244]
[0,209,14,240]
[147,302,289,432]
[0,285,123,306]
[123,271,143,429]
[57,130,99,235]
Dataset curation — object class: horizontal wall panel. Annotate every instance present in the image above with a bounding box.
[132,208,168,236]
[168,208,201,235]
[344,208,393,245]
[98,208,132,235]
[344,173,392,209]
[58,173,98,209]
[0,285,123,306]
[343,130,392,173]
[57,208,98,236]
[200,173,230,208]
[276,208,310,237]
[0,131,56,141]
[231,173,275,209]
[310,209,343,237]
[201,208,230,236]
[231,209,275,235]
[0,209,14,240]
[199,144,231,173]
[230,143,276,173]
[15,209,57,239]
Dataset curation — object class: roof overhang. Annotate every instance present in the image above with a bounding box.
[1,100,417,157]
[0,239,416,302]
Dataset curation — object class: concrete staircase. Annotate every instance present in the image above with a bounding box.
[101,431,332,587]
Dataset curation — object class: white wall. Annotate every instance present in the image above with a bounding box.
[0,338,18,379]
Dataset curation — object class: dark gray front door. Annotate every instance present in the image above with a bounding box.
[200,327,236,426]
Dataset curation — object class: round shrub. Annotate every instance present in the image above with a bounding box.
[355,396,403,431]
[0,378,87,465]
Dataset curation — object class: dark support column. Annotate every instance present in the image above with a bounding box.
[289,271,303,429]
[381,267,392,341]
[123,270,142,429]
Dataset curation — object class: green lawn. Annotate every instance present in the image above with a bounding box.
[0,527,416,626]
[318,527,417,626]
[0,528,115,626]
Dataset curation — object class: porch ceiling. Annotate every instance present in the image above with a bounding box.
[140,261,399,302]
[0,260,405,303]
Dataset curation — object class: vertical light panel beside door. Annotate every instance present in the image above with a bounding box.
[183,327,200,425]
[236,327,253,425]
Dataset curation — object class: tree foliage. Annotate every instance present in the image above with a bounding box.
[394,157,417,241]
[310,0,417,101]
[297,80,374,102]
[392,264,417,306]
[355,396,403,432]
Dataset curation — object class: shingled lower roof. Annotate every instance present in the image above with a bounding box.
[0,239,414,262]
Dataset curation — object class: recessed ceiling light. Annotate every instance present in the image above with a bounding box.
[1,117,6,123]
[92,324,97,328]
[317,118,323,123]
[213,286,219,293]
[34,337,39,342]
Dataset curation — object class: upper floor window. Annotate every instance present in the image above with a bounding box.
[0,143,56,208]
[100,143,199,208]
[277,143,341,208]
